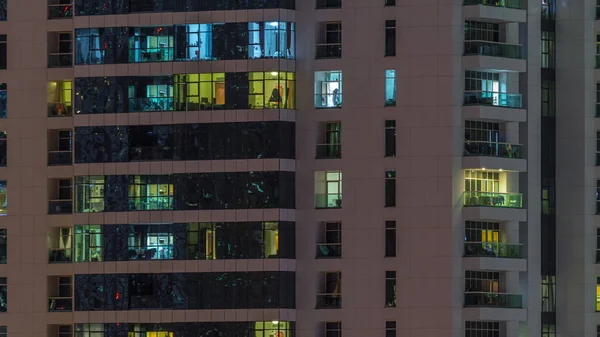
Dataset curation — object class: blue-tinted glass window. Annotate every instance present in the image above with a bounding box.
[74,172,295,212]
[74,272,295,310]
[0,0,5,21]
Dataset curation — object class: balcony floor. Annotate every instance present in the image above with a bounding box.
[463,206,527,222]
[462,4,526,23]
[463,256,527,272]
[463,307,527,322]
[462,105,526,123]
[462,156,527,172]
[463,54,526,73]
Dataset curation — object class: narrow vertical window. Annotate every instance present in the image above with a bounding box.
[385,121,396,157]
[0,35,6,70]
[385,220,396,257]
[385,271,396,307]
[0,229,6,264]
[385,20,396,57]
[597,180,600,214]
[385,170,396,207]
[385,322,396,337]
[597,131,600,166]
[385,0,396,6]
[385,70,396,106]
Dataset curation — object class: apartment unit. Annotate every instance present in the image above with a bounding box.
[0,0,595,336]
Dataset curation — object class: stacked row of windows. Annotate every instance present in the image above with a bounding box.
[75,122,295,163]
[74,172,295,213]
[74,271,295,310]
[75,321,293,337]
[0,0,4,21]
[64,222,295,263]
[75,0,295,16]
[75,23,295,65]
[74,72,296,114]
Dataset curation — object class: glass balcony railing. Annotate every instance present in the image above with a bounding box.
[316,193,342,209]
[464,91,523,108]
[47,102,73,117]
[48,248,72,263]
[316,0,342,9]
[463,141,522,158]
[462,191,523,208]
[464,242,522,258]
[463,0,524,9]
[48,151,72,166]
[48,200,73,214]
[316,293,342,309]
[48,53,73,68]
[48,4,73,19]
[128,97,175,112]
[128,197,173,211]
[48,297,73,312]
[316,243,342,258]
[464,292,522,308]
[316,44,342,59]
[315,93,342,109]
[464,41,522,59]
[316,144,342,159]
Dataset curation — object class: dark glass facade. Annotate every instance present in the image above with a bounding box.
[73,222,295,262]
[74,271,295,310]
[74,72,296,113]
[74,0,295,16]
[74,122,295,163]
[541,0,557,332]
[0,132,5,167]
[75,321,294,337]
[75,23,295,65]
[0,0,5,21]
[74,172,295,212]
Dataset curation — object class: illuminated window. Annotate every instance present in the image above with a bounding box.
[465,170,500,193]
[315,71,342,108]
[127,226,174,260]
[596,277,600,311]
[128,27,174,63]
[0,181,6,216]
[174,73,225,110]
[249,71,296,109]
[248,22,295,59]
[385,70,396,106]
[74,225,103,262]
[128,175,174,211]
[315,171,342,209]
[74,176,104,212]
[47,80,72,117]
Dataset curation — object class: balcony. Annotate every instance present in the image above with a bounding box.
[464,91,522,109]
[47,102,72,117]
[316,0,341,9]
[316,144,341,159]
[462,191,522,208]
[316,293,342,309]
[316,243,342,258]
[464,41,522,59]
[48,200,72,214]
[48,53,72,68]
[463,0,523,9]
[316,193,342,209]
[48,297,72,312]
[128,97,174,112]
[464,292,522,308]
[48,4,73,19]
[464,242,522,258]
[316,44,342,59]
[48,151,72,166]
[464,141,522,159]
[48,248,72,263]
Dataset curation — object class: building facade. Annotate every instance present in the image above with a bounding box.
[0,0,596,336]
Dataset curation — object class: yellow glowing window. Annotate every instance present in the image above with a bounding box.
[596,283,600,311]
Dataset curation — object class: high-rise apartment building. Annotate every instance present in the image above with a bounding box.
[0,0,597,336]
